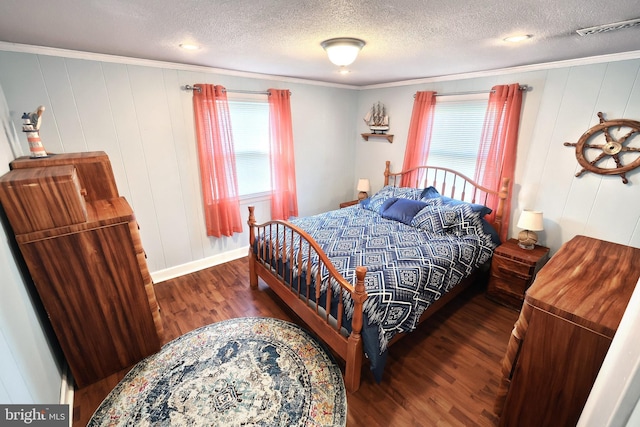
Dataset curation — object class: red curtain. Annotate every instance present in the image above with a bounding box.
[192,84,243,237]
[401,91,437,186]
[268,89,298,220]
[474,84,523,241]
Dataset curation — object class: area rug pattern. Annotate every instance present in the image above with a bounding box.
[88,317,347,426]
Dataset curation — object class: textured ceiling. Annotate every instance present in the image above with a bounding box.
[0,0,639,86]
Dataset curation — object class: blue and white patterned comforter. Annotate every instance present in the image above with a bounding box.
[256,199,498,380]
[288,204,497,352]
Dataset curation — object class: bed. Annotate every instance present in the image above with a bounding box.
[247,161,510,393]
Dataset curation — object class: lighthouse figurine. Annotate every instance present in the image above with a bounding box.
[22,105,48,158]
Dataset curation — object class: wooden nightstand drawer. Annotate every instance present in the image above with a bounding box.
[492,256,534,282]
[490,276,527,302]
[487,239,550,309]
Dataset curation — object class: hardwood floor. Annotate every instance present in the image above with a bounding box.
[72,256,518,426]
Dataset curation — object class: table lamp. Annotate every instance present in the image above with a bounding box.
[516,210,544,250]
[357,179,370,200]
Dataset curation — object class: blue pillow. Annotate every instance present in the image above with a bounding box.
[367,185,423,213]
[418,186,491,217]
[380,198,428,225]
[481,219,502,245]
[420,186,440,199]
[439,196,492,218]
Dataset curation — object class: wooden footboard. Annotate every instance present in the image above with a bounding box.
[247,206,368,392]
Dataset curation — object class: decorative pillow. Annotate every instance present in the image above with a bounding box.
[419,185,492,218]
[380,198,429,225]
[420,186,440,200]
[439,196,493,218]
[481,219,502,245]
[447,204,499,247]
[411,203,461,234]
[366,185,424,213]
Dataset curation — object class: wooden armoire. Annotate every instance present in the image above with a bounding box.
[0,152,163,388]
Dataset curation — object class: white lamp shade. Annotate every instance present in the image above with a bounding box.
[357,178,370,192]
[321,38,365,66]
[517,210,544,231]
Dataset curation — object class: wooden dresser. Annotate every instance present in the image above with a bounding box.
[0,152,163,388]
[494,235,640,427]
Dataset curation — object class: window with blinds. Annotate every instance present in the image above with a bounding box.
[427,94,489,178]
[227,94,271,197]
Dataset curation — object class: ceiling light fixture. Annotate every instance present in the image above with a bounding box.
[321,37,365,66]
[504,34,532,43]
[179,43,200,50]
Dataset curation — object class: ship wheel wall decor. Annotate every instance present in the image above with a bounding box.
[564,112,640,184]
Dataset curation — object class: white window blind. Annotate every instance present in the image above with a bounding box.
[227,94,271,197]
[427,94,489,179]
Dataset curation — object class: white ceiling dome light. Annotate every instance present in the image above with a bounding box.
[321,37,366,66]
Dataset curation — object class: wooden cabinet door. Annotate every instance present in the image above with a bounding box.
[499,306,612,427]
[19,222,161,387]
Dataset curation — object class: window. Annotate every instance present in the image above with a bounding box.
[427,94,489,178]
[227,94,271,197]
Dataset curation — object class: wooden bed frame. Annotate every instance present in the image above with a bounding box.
[247,161,510,393]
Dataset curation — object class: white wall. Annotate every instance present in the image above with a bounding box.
[0,51,359,275]
[0,48,359,404]
[355,60,640,254]
[0,85,62,404]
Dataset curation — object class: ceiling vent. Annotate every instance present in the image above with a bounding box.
[576,18,640,36]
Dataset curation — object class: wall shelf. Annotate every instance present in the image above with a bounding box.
[361,133,393,143]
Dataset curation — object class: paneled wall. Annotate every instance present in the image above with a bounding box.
[355,59,640,253]
[0,51,359,275]
[0,85,61,404]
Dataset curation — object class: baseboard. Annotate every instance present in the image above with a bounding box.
[151,246,249,284]
[59,363,74,426]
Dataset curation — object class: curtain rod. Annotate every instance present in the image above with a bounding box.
[183,85,270,95]
[416,85,530,98]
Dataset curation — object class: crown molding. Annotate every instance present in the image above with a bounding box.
[361,50,640,89]
[0,41,360,90]
[1,41,639,91]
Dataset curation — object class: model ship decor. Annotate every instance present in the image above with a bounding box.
[364,102,389,134]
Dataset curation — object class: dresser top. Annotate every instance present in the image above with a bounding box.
[525,235,640,337]
[495,238,550,265]
[9,151,109,169]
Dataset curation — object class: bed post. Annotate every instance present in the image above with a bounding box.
[247,206,258,288]
[345,265,367,393]
[494,177,510,238]
[384,160,391,186]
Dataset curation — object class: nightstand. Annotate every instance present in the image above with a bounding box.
[339,199,359,208]
[487,238,550,309]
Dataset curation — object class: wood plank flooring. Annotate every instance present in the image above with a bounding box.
[72,256,518,426]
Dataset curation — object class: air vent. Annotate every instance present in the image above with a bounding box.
[577,18,640,36]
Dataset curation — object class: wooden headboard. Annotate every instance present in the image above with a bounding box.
[383,161,510,238]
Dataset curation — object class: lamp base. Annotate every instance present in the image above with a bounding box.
[358,191,368,200]
[517,230,538,250]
